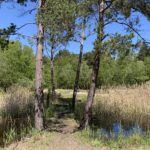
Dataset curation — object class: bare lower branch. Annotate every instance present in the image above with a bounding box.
[19,8,37,16]
[11,32,37,39]
[104,19,150,44]
[16,22,36,31]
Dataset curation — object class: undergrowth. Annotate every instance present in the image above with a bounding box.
[76,128,150,149]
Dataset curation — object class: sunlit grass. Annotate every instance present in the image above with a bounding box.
[75,128,150,149]
[26,129,55,147]
[0,83,150,148]
[57,82,150,130]
[0,86,34,146]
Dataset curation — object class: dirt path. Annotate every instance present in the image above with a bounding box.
[5,100,102,150]
[47,133,102,150]
[5,117,105,150]
[6,133,102,150]
[5,117,150,150]
[4,102,150,150]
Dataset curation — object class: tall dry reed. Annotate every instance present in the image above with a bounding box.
[0,86,34,146]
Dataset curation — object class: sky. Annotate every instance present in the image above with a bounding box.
[0,2,150,55]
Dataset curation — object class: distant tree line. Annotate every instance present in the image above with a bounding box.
[0,41,35,91]
[1,37,150,91]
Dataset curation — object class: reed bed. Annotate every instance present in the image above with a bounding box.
[0,86,34,146]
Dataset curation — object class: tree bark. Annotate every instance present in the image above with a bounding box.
[50,45,56,100]
[72,20,85,112]
[80,0,105,129]
[35,0,45,130]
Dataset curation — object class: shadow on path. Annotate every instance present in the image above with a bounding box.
[46,97,78,134]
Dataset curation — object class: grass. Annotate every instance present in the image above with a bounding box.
[0,83,150,149]
[0,86,34,147]
[0,86,57,147]
[58,83,150,131]
[57,83,150,148]
[25,129,55,147]
[75,128,150,149]
[93,84,150,130]
[5,129,56,150]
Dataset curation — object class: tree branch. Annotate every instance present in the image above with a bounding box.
[102,0,116,13]
[10,32,37,39]
[104,19,150,44]
[16,22,36,31]
[19,8,37,16]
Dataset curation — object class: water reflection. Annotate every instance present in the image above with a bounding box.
[98,123,144,139]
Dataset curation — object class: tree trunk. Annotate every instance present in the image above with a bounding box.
[72,20,85,112]
[35,0,45,130]
[80,0,105,129]
[50,45,56,100]
[46,88,50,108]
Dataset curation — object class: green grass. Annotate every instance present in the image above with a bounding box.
[26,129,55,147]
[75,128,150,149]
[1,87,150,148]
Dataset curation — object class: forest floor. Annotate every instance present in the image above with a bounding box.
[2,88,150,150]
[5,115,150,150]
[5,129,103,150]
[5,110,106,150]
